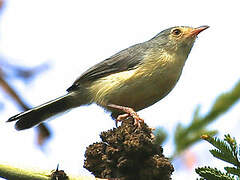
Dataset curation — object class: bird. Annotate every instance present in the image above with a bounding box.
[7,25,209,130]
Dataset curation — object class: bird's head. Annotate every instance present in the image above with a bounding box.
[153,26,209,54]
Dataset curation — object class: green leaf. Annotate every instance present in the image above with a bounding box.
[153,127,168,145]
[203,135,240,167]
[196,166,234,180]
[210,149,237,166]
[224,167,240,177]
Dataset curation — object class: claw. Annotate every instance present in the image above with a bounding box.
[108,104,144,127]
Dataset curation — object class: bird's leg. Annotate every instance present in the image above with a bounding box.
[108,104,144,127]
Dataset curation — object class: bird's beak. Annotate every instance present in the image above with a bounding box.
[190,25,209,36]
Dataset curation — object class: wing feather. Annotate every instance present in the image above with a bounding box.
[67,43,148,91]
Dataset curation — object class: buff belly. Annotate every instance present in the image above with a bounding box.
[88,63,182,112]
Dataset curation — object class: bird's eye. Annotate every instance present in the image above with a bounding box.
[172,29,182,36]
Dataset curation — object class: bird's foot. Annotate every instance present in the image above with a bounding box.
[108,104,144,127]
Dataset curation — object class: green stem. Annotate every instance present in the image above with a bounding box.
[0,164,101,180]
[0,164,49,180]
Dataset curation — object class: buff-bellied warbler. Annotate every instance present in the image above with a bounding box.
[8,25,209,130]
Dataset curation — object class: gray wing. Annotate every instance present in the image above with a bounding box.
[67,43,148,92]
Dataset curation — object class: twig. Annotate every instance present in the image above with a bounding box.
[0,163,104,180]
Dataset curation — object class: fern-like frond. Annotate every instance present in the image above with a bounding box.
[196,166,234,180]
[224,167,240,177]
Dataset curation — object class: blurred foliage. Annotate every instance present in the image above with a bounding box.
[170,79,240,158]
[0,57,51,146]
[153,127,168,146]
[196,134,240,180]
[0,58,49,83]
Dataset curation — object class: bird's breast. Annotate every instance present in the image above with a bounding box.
[89,52,186,111]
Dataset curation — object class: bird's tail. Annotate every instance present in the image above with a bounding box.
[7,92,78,130]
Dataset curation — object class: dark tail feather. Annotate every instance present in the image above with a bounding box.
[7,93,77,130]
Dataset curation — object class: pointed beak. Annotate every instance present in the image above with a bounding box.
[190,25,209,36]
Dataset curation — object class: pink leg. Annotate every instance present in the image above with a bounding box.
[108,104,144,127]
